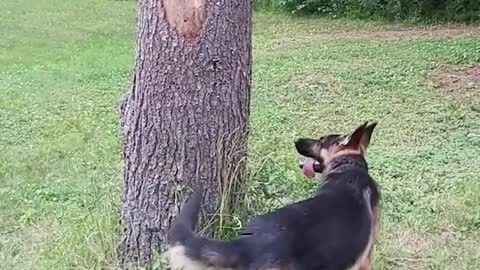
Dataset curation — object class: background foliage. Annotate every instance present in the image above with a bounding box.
[255,0,480,22]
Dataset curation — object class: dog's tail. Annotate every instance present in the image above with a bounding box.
[168,187,204,245]
[167,188,244,269]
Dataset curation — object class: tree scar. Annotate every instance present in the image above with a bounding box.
[162,0,207,43]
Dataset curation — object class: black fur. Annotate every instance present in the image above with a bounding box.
[168,156,380,270]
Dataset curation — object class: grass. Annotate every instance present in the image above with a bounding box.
[1,0,479,269]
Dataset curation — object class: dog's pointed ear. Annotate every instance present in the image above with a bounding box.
[360,122,377,151]
[342,122,368,149]
[295,138,321,159]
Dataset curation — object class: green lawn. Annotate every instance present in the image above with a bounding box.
[1,0,479,269]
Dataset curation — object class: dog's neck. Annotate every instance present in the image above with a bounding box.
[323,155,368,177]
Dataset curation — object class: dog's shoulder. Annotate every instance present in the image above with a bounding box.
[323,166,378,196]
[235,175,376,270]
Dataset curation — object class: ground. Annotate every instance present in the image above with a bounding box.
[0,0,479,269]
[434,63,480,102]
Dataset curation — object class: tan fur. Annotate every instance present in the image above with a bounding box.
[168,246,289,270]
[346,188,375,270]
[355,195,381,270]
[168,245,234,270]
[320,147,363,176]
[168,245,207,270]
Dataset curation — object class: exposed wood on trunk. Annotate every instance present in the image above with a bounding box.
[163,0,207,42]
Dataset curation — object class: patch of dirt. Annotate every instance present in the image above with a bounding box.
[378,228,436,270]
[324,26,480,41]
[275,26,480,50]
[433,63,480,101]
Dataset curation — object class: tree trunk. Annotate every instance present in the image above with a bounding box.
[118,0,252,268]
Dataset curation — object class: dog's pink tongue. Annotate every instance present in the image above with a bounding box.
[302,160,316,178]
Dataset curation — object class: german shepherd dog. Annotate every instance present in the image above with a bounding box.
[167,122,381,270]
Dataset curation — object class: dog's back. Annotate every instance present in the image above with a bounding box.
[238,159,378,270]
[168,122,381,270]
[169,164,378,270]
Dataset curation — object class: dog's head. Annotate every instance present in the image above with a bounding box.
[295,122,377,178]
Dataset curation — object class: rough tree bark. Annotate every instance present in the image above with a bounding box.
[118,0,252,268]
